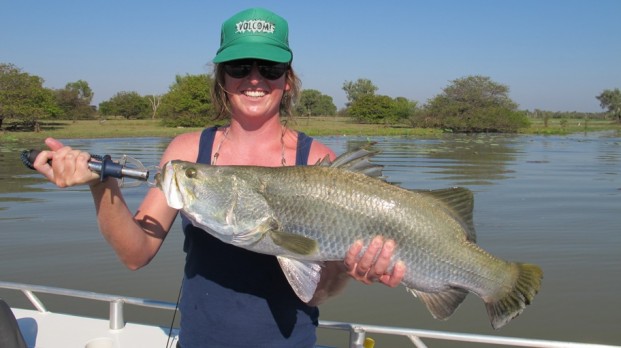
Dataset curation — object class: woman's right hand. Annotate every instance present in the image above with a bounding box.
[33,137,101,187]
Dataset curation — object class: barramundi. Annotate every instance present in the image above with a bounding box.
[156,148,542,329]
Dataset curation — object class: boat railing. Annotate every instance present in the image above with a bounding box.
[1,281,619,348]
[0,280,176,331]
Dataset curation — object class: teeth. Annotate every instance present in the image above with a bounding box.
[244,90,265,97]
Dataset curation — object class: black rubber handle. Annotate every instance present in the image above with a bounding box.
[20,149,42,170]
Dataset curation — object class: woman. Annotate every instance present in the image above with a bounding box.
[34,8,405,347]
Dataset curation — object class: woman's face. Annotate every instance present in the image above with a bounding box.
[223,60,290,121]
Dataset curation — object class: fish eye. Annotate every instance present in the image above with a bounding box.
[185,167,197,178]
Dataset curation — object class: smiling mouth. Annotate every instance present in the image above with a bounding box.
[243,90,266,98]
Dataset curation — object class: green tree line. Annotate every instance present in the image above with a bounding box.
[0,63,95,129]
[2,62,618,133]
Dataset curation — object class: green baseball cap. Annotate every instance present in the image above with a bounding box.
[213,8,292,64]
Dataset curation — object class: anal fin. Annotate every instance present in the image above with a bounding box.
[407,287,468,320]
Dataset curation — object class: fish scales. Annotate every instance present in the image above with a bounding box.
[156,148,542,329]
[258,165,511,295]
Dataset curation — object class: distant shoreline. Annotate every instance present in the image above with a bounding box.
[1,117,619,142]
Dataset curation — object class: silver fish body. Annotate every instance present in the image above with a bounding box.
[156,149,542,329]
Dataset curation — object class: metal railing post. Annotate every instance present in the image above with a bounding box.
[109,299,125,330]
[349,326,366,348]
[22,289,47,313]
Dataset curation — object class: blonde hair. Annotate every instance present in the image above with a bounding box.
[211,63,301,121]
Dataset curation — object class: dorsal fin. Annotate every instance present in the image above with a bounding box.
[415,187,476,242]
[317,147,384,178]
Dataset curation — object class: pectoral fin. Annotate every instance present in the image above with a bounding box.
[277,256,324,303]
[269,230,318,255]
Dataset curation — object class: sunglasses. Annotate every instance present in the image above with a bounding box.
[223,59,289,80]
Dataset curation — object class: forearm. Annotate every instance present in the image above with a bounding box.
[90,181,171,270]
[33,136,184,270]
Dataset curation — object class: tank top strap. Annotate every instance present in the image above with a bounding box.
[196,126,313,166]
[196,126,218,164]
[296,131,313,165]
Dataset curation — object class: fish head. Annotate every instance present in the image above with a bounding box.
[155,160,272,246]
[156,160,234,212]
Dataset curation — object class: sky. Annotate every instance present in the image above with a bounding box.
[2,1,620,113]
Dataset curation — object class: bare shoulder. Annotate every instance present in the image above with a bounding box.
[308,140,337,165]
[159,131,202,165]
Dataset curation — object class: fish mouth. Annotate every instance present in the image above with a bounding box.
[154,168,165,190]
[158,161,184,210]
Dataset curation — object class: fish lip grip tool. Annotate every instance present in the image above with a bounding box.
[21,149,151,188]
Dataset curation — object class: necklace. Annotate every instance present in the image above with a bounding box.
[211,126,288,166]
[210,127,229,165]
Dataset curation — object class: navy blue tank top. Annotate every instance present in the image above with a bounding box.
[179,127,319,347]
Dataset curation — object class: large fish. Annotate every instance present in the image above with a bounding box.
[156,148,542,329]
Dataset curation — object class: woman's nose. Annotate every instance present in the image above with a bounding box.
[246,62,262,81]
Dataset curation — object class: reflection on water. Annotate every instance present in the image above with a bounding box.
[0,142,48,197]
[339,134,521,187]
[380,134,520,186]
[0,133,620,347]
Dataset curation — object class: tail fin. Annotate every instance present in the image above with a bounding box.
[486,263,543,329]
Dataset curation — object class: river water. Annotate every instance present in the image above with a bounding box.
[1,132,619,347]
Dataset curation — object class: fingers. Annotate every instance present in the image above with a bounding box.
[33,148,55,178]
[45,137,65,151]
[379,261,406,288]
[344,236,405,287]
[355,236,384,279]
[54,148,94,187]
[33,140,97,187]
[34,138,66,177]
[343,240,364,271]
[373,239,395,277]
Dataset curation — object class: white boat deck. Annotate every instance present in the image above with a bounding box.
[2,281,619,348]
[12,307,178,348]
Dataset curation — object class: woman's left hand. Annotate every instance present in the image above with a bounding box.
[344,236,406,287]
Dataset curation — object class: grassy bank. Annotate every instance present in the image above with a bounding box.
[1,117,619,142]
[523,117,620,135]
